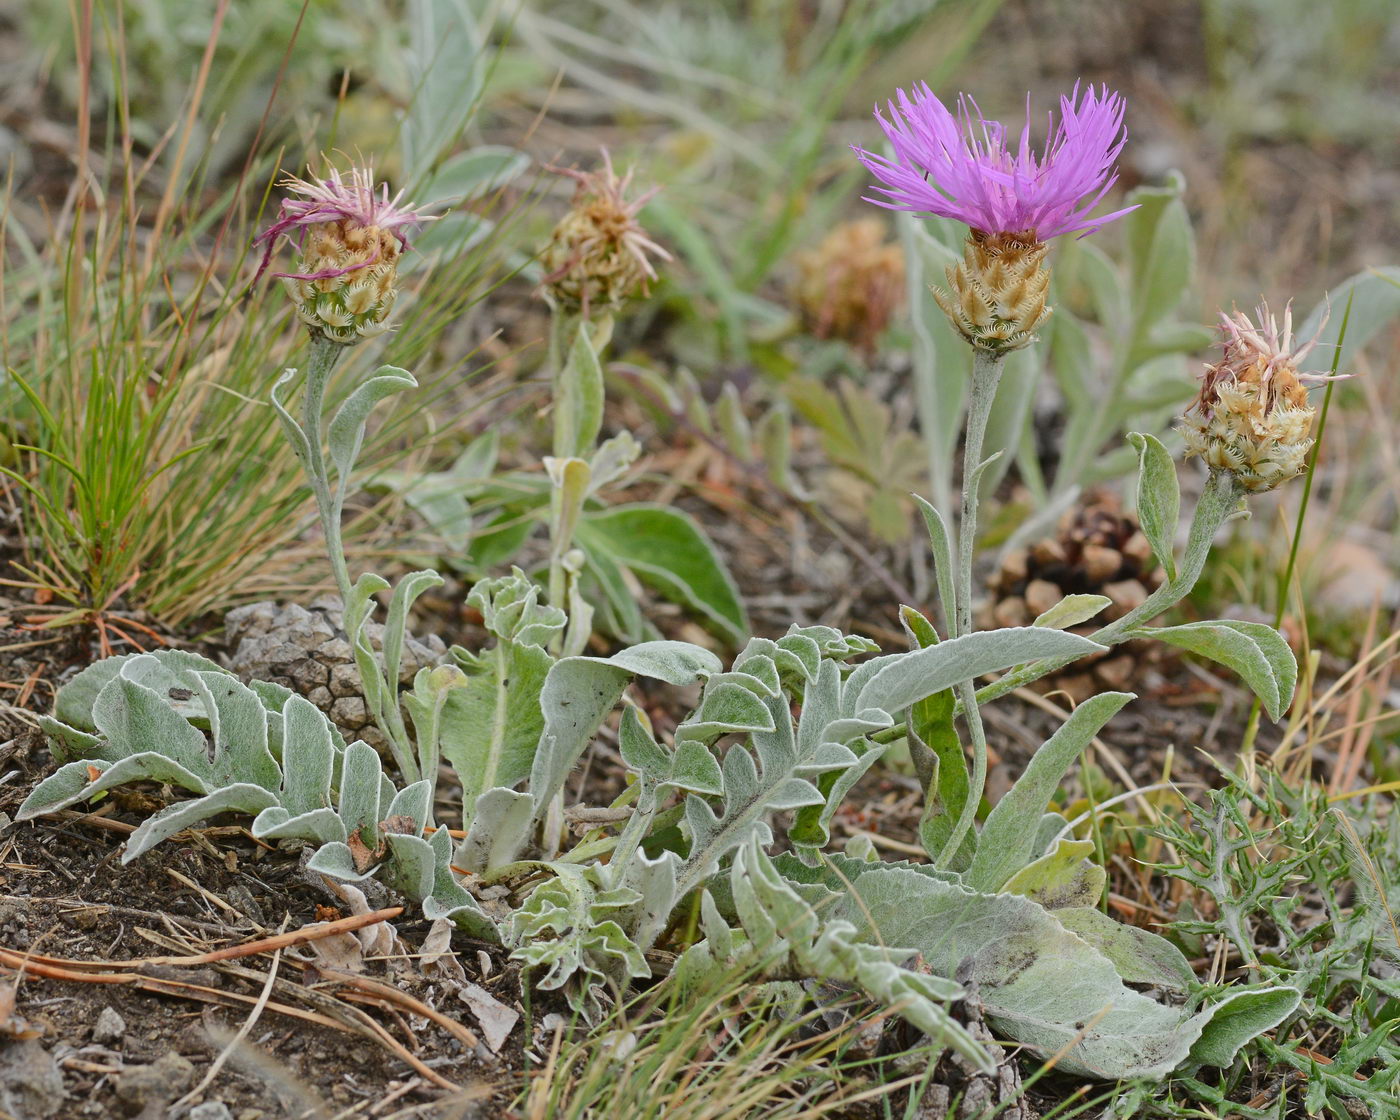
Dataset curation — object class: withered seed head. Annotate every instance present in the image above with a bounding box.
[539,152,671,317]
[794,218,905,353]
[1180,302,1339,494]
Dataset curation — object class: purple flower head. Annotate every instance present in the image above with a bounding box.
[253,165,433,283]
[852,83,1136,241]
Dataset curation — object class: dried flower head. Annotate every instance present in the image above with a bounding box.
[254,166,432,344]
[794,219,905,353]
[1181,302,1341,493]
[539,151,671,316]
[853,83,1134,352]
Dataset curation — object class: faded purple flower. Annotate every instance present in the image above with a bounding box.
[254,166,434,344]
[852,83,1134,241]
[253,165,431,283]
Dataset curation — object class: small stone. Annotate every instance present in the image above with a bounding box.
[997,547,1028,588]
[1102,579,1149,621]
[1120,529,1154,567]
[306,686,332,709]
[1030,537,1067,567]
[316,637,354,663]
[992,596,1029,628]
[1095,655,1136,690]
[1023,579,1062,618]
[290,659,330,689]
[330,696,368,727]
[114,1052,194,1110]
[328,663,362,699]
[190,1103,234,1120]
[91,1005,125,1044]
[0,1038,66,1118]
[1080,544,1122,584]
[1055,673,1097,705]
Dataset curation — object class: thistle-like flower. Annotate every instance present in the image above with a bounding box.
[539,151,671,317]
[853,83,1133,352]
[1180,302,1340,493]
[254,166,431,344]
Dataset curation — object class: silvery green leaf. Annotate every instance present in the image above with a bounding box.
[466,569,566,647]
[587,431,641,496]
[423,146,529,203]
[509,865,650,1015]
[125,785,280,862]
[1131,620,1296,721]
[455,787,534,874]
[967,692,1133,893]
[16,760,108,818]
[386,781,433,832]
[1001,838,1105,910]
[1187,986,1302,1069]
[557,319,607,459]
[913,496,958,635]
[37,716,108,764]
[422,826,501,942]
[306,841,377,883]
[338,741,385,843]
[381,832,437,900]
[617,708,723,797]
[279,696,338,818]
[402,0,485,179]
[327,367,417,485]
[1053,906,1194,992]
[1124,172,1193,339]
[189,671,280,791]
[53,649,226,733]
[381,569,446,700]
[842,866,1294,1079]
[730,651,782,697]
[681,841,991,1072]
[576,505,748,646]
[93,670,214,781]
[1032,594,1112,630]
[441,636,552,827]
[1299,266,1400,358]
[680,680,776,739]
[1127,432,1180,581]
[531,641,722,814]
[851,628,1107,718]
[251,806,347,847]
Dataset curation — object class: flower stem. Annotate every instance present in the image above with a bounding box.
[1240,292,1353,754]
[302,336,354,609]
[970,469,1241,709]
[937,347,1004,867]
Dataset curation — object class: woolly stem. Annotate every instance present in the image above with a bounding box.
[937,347,1005,867]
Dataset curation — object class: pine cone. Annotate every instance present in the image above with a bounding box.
[223,598,446,748]
[985,491,1164,701]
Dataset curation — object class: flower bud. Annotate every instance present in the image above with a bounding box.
[934,230,1051,352]
[1180,302,1339,494]
[540,151,670,317]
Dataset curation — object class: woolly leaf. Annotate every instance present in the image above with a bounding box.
[1127,432,1180,581]
[1131,620,1296,721]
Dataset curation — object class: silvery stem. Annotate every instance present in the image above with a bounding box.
[938,347,1005,867]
